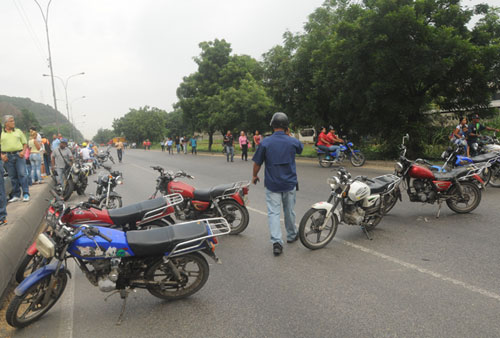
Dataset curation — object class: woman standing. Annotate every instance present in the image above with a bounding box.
[253,130,262,149]
[239,131,249,161]
[28,128,42,184]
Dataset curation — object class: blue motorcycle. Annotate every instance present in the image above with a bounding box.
[6,195,230,328]
[316,139,365,168]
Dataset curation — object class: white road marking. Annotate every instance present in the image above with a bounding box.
[58,260,76,338]
[247,206,500,302]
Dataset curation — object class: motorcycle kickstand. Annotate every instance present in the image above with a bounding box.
[436,201,443,218]
[361,226,372,240]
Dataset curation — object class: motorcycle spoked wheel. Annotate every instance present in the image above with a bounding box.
[350,151,366,167]
[62,179,74,201]
[446,181,482,214]
[318,154,333,168]
[299,208,338,250]
[145,253,209,301]
[382,190,399,214]
[76,177,88,195]
[6,273,68,328]
[218,199,249,235]
[489,167,500,188]
[15,253,51,284]
[479,167,492,186]
[99,196,122,209]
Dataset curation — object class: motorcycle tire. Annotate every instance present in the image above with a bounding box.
[145,252,209,301]
[350,151,366,167]
[15,253,51,284]
[480,167,492,186]
[6,273,67,328]
[218,199,249,235]
[76,177,88,195]
[299,208,338,250]
[489,167,500,188]
[382,190,399,214]
[99,195,122,209]
[62,179,75,201]
[318,154,333,168]
[446,181,482,214]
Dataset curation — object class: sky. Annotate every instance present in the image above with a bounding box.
[0,0,496,139]
[0,0,327,139]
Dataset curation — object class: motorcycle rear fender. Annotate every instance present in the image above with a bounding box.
[26,241,38,255]
[311,201,341,220]
[229,193,245,206]
[14,263,69,296]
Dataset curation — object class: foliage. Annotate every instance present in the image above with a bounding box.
[16,109,41,131]
[93,128,115,144]
[112,106,167,143]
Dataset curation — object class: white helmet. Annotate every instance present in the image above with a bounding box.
[348,181,370,201]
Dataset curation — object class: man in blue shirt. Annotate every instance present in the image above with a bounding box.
[252,112,304,256]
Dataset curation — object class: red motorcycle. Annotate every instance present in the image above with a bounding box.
[150,166,250,234]
[15,191,183,283]
[385,134,485,217]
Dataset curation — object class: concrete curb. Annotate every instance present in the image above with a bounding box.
[0,182,51,305]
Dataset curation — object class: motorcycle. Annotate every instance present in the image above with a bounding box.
[299,167,401,249]
[95,165,124,209]
[97,146,115,166]
[15,191,183,283]
[60,160,90,201]
[6,195,230,328]
[386,134,485,218]
[150,166,250,234]
[316,137,366,168]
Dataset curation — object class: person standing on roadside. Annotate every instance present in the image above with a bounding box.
[252,112,303,256]
[0,122,7,225]
[167,137,173,154]
[239,131,249,161]
[175,136,180,154]
[190,136,197,155]
[51,134,60,151]
[28,128,42,184]
[41,134,51,177]
[51,138,73,187]
[160,139,165,152]
[1,115,30,202]
[116,139,124,163]
[223,131,234,162]
[253,130,262,149]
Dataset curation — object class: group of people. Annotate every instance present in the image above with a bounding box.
[223,130,262,162]
[160,136,198,155]
[316,126,344,160]
[450,114,499,157]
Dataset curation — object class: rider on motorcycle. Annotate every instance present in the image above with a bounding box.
[468,114,499,156]
[326,126,344,160]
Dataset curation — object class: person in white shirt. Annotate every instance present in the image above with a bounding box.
[79,143,91,161]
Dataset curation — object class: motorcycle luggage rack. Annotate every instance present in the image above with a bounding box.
[221,181,250,199]
[166,217,231,258]
[378,174,402,195]
[459,161,494,181]
[139,193,184,223]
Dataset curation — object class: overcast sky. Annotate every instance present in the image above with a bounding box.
[0,0,328,139]
[0,0,494,139]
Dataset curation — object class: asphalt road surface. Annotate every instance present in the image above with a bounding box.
[7,149,500,338]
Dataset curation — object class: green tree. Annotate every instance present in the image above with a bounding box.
[93,128,115,145]
[16,109,41,131]
[112,106,167,143]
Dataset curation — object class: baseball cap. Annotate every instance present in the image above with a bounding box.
[60,138,68,143]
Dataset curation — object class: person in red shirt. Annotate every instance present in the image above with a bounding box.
[316,127,331,153]
[326,126,344,159]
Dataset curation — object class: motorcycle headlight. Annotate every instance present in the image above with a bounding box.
[394,162,403,173]
[327,176,341,190]
[116,178,123,185]
[36,233,56,259]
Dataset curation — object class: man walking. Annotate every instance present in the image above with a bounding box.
[51,138,73,187]
[1,115,30,202]
[252,112,303,256]
[116,140,124,163]
[223,131,234,162]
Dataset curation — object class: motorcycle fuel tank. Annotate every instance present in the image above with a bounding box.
[69,226,133,260]
[62,208,113,226]
[169,181,195,199]
[408,165,435,180]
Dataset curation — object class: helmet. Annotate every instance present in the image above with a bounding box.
[82,142,87,147]
[328,125,335,131]
[270,112,289,129]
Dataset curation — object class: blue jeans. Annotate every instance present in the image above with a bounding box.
[6,153,29,198]
[176,144,180,153]
[327,145,340,158]
[0,165,7,221]
[30,153,42,182]
[265,188,297,245]
[43,154,51,175]
[225,146,234,162]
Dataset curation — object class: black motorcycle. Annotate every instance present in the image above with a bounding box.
[97,146,115,166]
[95,165,123,209]
[60,160,90,201]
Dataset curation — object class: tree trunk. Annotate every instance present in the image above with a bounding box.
[208,132,214,152]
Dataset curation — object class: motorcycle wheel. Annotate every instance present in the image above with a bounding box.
[99,196,122,209]
[350,151,366,167]
[318,154,333,168]
[218,199,249,235]
[62,179,74,201]
[299,208,338,250]
[382,190,399,214]
[76,177,88,195]
[489,167,500,188]
[480,167,492,186]
[6,273,67,328]
[145,252,209,301]
[15,253,51,284]
[446,181,482,214]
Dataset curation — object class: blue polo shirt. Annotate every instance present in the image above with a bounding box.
[252,131,303,193]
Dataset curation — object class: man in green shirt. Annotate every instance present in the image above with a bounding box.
[1,115,29,202]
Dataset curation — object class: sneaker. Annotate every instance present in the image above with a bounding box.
[0,219,7,226]
[23,194,30,202]
[8,196,20,203]
[287,234,299,243]
[273,242,283,256]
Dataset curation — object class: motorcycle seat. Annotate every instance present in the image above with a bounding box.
[127,221,209,256]
[193,183,235,201]
[108,198,167,226]
[433,167,470,181]
[470,152,498,163]
[366,175,396,194]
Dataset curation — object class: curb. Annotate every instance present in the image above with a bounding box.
[0,182,51,305]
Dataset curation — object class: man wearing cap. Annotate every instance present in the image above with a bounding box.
[51,138,73,187]
[468,114,499,155]
[252,112,304,256]
[1,115,30,202]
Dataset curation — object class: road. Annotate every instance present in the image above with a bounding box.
[8,149,500,337]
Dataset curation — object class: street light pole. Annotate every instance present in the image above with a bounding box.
[70,96,86,140]
[34,0,59,132]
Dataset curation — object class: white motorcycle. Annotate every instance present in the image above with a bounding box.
[299,167,401,249]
